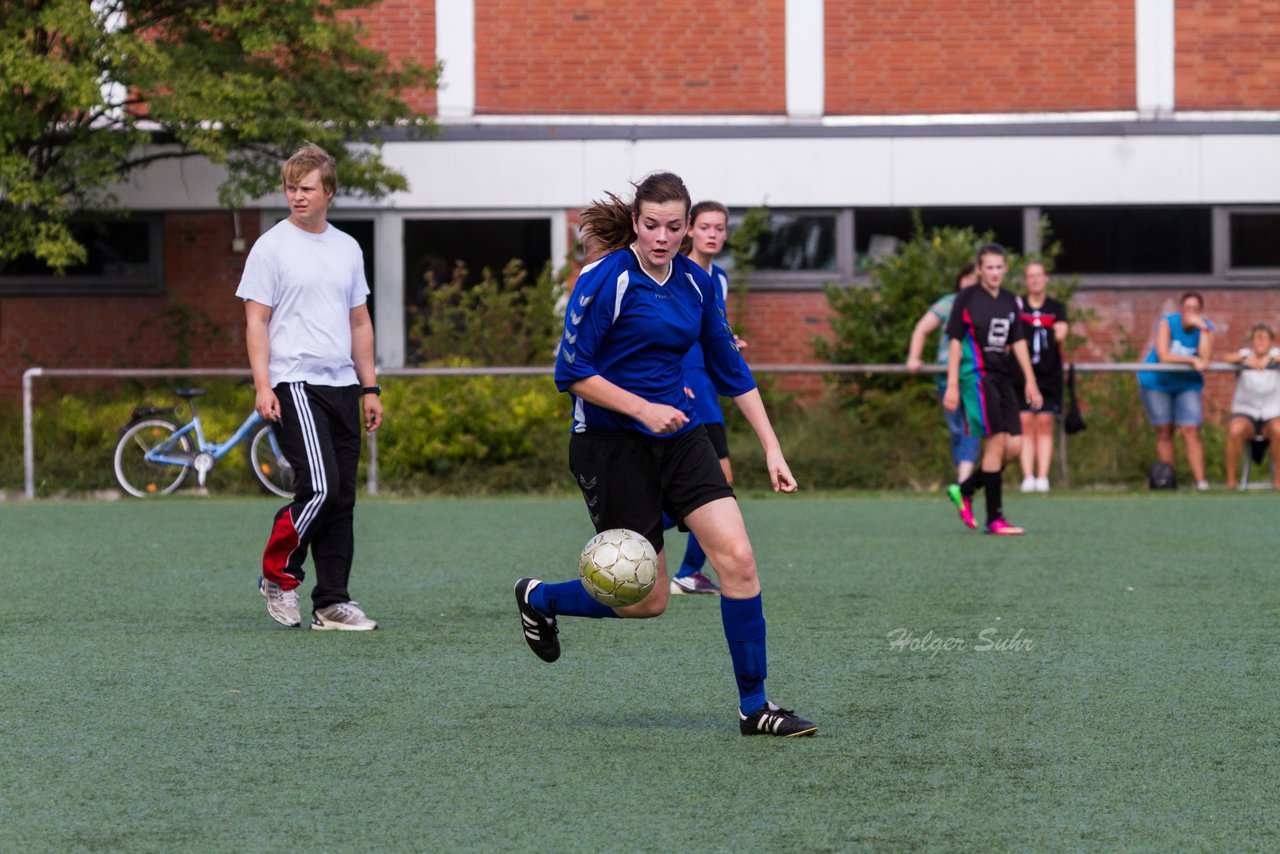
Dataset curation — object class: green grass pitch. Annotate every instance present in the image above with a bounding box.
[2,493,1278,851]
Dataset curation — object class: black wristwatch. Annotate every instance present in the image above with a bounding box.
[361,385,381,396]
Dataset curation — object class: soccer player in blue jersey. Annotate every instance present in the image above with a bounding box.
[666,200,738,595]
[514,172,817,737]
[943,243,1042,535]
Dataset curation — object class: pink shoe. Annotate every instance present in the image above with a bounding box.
[985,517,1026,536]
[947,484,978,530]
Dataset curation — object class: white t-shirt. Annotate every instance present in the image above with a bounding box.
[1231,346,1280,422]
[235,219,369,387]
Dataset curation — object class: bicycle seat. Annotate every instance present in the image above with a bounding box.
[173,387,206,399]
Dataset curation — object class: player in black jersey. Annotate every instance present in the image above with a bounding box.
[942,244,1042,535]
[1016,262,1069,493]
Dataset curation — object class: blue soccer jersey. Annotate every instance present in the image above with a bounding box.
[681,264,732,426]
[554,249,754,436]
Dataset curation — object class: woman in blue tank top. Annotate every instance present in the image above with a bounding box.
[1137,291,1214,490]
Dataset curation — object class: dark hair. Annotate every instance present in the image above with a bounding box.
[954,262,976,290]
[976,242,1006,263]
[579,172,692,255]
[1250,322,1274,338]
[1179,291,1204,310]
[682,200,729,256]
[689,200,728,225]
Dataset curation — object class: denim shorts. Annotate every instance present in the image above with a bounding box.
[938,386,980,465]
[1140,386,1203,427]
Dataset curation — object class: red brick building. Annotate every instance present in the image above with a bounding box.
[3,0,1278,397]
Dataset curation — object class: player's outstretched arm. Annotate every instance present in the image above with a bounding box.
[907,311,940,371]
[730,388,797,493]
[942,338,963,412]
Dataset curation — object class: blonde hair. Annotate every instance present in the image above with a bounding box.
[579,172,692,255]
[282,143,337,196]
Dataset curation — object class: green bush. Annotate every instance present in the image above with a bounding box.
[376,371,569,494]
[2,373,1234,497]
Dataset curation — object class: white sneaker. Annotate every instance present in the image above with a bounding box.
[1195,480,1210,492]
[259,577,301,627]
[1020,476,1036,493]
[311,601,378,631]
[1035,477,1050,493]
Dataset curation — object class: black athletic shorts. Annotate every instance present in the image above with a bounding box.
[704,421,730,459]
[1233,415,1274,436]
[568,425,734,555]
[963,373,1022,438]
[1018,381,1063,416]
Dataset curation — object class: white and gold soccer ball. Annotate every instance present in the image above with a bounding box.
[579,528,659,607]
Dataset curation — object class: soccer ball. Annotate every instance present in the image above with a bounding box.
[579,528,659,607]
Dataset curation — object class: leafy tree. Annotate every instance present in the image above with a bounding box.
[0,0,437,270]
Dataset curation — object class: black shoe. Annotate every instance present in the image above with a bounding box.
[739,702,818,737]
[514,577,560,663]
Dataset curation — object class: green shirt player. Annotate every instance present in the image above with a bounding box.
[942,243,1041,535]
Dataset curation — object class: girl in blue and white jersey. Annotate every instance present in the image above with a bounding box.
[514,172,816,737]
[667,200,738,596]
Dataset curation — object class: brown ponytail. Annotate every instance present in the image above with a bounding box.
[580,172,692,256]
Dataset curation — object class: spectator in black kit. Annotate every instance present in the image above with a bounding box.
[1016,262,1069,493]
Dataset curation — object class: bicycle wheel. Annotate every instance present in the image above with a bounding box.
[249,423,294,499]
[114,419,192,497]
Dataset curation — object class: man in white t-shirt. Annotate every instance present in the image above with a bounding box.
[236,143,383,630]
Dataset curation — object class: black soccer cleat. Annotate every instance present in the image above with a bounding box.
[514,577,560,663]
[739,702,818,737]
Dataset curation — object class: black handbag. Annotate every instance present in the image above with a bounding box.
[1064,364,1087,435]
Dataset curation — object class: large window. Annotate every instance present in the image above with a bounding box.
[1043,206,1212,275]
[402,216,552,343]
[854,208,1024,273]
[712,204,1269,289]
[743,212,840,272]
[1228,211,1280,271]
[720,210,848,287]
[0,215,164,294]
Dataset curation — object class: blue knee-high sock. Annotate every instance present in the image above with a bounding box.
[676,533,707,579]
[661,511,677,530]
[529,579,618,619]
[721,593,768,714]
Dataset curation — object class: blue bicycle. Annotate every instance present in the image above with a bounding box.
[113,387,293,498]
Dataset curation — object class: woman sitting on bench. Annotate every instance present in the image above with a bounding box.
[1224,323,1280,490]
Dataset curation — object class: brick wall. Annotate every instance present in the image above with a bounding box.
[473,0,787,115]
[339,0,1280,117]
[824,0,1136,114]
[342,0,437,114]
[1176,0,1280,110]
[734,290,835,397]
[0,213,255,396]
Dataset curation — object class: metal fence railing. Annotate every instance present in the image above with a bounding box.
[20,362,1234,500]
